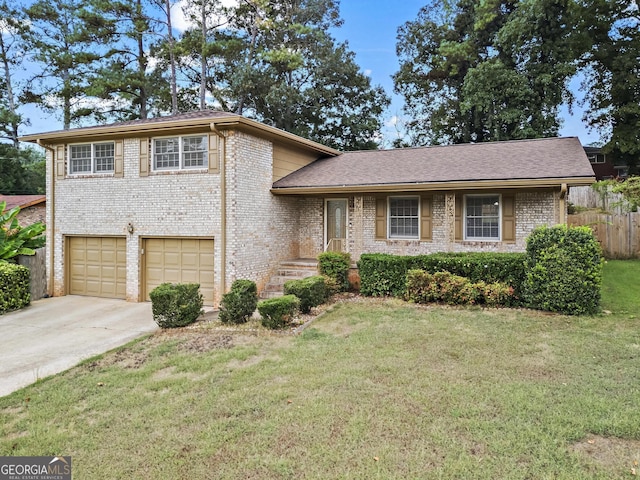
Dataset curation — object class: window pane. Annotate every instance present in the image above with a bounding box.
[389,197,419,238]
[465,195,500,240]
[69,145,92,173]
[154,138,180,169]
[183,136,207,168]
[94,143,114,172]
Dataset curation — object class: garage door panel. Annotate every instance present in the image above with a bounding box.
[68,237,126,299]
[144,238,214,305]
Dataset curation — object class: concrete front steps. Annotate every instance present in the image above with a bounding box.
[260,259,319,299]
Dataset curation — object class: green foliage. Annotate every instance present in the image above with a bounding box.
[283,275,327,314]
[394,0,577,145]
[0,201,46,261]
[524,225,603,315]
[578,0,640,173]
[149,283,203,328]
[218,279,258,324]
[0,145,46,195]
[358,252,525,302]
[317,251,351,291]
[257,295,300,330]
[406,269,514,307]
[611,177,640,212]
[0,261,31,314]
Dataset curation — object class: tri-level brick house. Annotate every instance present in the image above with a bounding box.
[21,111,595,306]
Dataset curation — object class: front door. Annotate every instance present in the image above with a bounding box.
[325,199,347,252]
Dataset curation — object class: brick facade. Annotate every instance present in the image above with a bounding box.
[298,190,560,261]
[42,121,565,307]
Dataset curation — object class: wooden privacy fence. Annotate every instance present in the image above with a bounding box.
[568,212,640,259]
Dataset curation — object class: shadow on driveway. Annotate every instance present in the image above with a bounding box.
[0,296,158,397]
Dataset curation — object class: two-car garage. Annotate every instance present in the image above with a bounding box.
[66,236,214,305]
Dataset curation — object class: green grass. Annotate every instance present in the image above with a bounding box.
[1,264,640,479]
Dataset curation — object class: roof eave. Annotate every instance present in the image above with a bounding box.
[19,115,340,157]
[271,176,596,195]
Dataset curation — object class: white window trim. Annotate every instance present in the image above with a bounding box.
[151,134,209,171]
[388,195,420,240]
[588,153,606,164]
[67,142,115,175]
[464,194,502,242]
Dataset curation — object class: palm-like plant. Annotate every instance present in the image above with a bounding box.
[0,201,46,261]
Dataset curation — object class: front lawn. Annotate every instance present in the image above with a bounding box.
[1,263,639,479]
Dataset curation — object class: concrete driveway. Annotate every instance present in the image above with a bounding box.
[0,296,158,397]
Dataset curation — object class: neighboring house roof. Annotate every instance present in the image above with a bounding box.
[19,110,340,157]
[0,194,46,210]
[272,137,596,194]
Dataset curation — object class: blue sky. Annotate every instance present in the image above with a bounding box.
[20,0,599,146]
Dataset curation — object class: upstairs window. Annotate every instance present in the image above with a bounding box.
[153,135,208,171]
[587,153,605,164]
[69,142,115,174]
[389,196,419,239]
[465,195,500,241]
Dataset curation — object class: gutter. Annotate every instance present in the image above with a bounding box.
[270,177,596,195]
[209,124,227,301]
[36,139,56,298]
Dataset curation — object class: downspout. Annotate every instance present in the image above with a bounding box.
[209,124,227,300]
[559,183,568,225]
[37,139,56,297]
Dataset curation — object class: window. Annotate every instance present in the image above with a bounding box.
[389,197,419,239]
[153,135,208,170]
[69,142,114,174]
[587,153,605,164]
[465,195,500,241]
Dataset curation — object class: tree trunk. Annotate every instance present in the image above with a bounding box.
[165,0,178,114]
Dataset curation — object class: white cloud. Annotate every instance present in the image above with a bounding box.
[171,0,239,33]
[364,69,372,77]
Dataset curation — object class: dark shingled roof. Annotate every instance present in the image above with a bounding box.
[272,137,594,189]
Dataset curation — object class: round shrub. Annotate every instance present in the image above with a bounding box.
[258,295,300,329]
[524,225,603,315]
[219,279,258,324]
[283,275,326,314]
[318,251,351,291]
[150,283,203,328]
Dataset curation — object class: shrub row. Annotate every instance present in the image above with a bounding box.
[149,283,203,328]
[358,252,526,302]
[0,262,31,314]
[406,270,514,307]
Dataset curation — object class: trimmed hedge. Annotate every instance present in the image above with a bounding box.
[318,251,351,291]
[284,275,326,314]
[219,279,258,324]
[149,283,203,328]
[258,295,300,329]
[0,261,31,314]
[523,225,603,315]
[358,252,526,302]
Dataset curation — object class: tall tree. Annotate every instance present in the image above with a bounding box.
[85,0,167,120]
[23,0,110,129]
[578,0,640,172]
[394,0,578,145]
[184,0,390,150]
[0,1,29,147]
